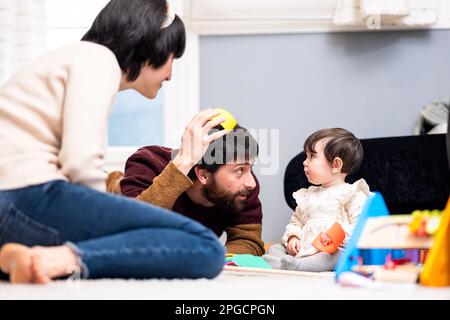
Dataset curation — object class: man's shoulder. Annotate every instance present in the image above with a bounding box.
[125,145,174,173]
[133,145,173,159]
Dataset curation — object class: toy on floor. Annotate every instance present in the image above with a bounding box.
[224,253,273,269]
[335,193,449,287]
[350,251,426,284]
[420,197,450,287]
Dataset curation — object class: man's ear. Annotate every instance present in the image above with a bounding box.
[332,157,343,173]
[194,167,211,185]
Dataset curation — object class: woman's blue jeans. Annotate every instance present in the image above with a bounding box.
[0,180,224,280]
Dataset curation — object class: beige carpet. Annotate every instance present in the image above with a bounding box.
[1,269,449,300]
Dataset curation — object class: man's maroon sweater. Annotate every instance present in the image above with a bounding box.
[120,146,263,239]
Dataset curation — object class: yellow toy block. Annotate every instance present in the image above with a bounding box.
[420,196,450,287]
[212,108,237,131]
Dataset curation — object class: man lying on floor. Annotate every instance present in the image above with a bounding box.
[107,124,265,256]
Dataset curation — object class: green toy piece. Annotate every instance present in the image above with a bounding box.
[224,254,273,269]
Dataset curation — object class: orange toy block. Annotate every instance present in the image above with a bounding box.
[420,197,450,287]
[312,222,346,254]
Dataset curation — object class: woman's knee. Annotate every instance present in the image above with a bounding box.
[198,236,225,279]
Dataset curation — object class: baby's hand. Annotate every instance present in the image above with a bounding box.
[320,232,331,246]
[287,236,301,256]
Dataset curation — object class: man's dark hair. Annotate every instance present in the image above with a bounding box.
[304,128,363,175]
[81,0,185,81]
[188,124,259,180]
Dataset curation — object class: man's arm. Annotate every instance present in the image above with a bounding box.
[117,110,230,209]
[136,161,193,209]
[106,171,123,194]
[118,147,193,210]
[225,223,265,256]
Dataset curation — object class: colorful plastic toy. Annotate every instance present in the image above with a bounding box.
[224,254,272,269]
[420,197,450,286]
[311,222,345,254]
[409,209,443,237]
[212,108,237,131]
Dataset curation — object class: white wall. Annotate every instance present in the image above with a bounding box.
[46,0,108,50]
[200,30,450,242]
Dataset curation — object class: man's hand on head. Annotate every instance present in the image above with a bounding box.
[173,109,229,175]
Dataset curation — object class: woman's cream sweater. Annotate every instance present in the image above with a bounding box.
[0,41,122,191]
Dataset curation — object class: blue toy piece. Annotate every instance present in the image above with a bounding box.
[335,192,395,281]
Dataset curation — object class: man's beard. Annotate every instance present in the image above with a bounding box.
[202,176,250,213]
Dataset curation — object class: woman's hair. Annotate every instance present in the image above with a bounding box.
[187,125,259,180]
[304,128,363,175]
[81,0,185,81]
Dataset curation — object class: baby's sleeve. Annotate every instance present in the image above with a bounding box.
[281,189,307,246]
[341,179,371,243]
[281,208,305,247]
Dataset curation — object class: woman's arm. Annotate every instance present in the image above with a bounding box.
[59,45,121,191]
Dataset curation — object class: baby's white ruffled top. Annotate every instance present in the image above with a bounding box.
[282,179,371,258]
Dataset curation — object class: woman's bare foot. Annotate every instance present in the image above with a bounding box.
[0,244,34,283]
[0,243,79,284]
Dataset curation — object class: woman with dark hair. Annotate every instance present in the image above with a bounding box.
[0,0,227,284]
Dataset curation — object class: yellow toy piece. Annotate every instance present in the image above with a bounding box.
[212,108,237,131]
[409,209,443,236]
[409,210,423,234]
[420,197,450,287]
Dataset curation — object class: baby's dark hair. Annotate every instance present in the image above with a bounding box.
[304,128,363,175]
[187,124,259,180]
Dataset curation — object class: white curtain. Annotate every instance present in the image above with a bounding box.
[334,0,441,27]
[0,0,47,85]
